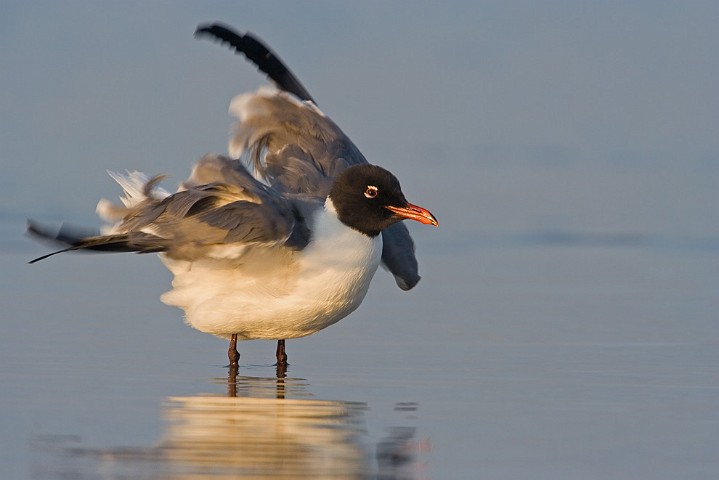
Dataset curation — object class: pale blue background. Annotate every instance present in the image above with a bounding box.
[1,2,717,479]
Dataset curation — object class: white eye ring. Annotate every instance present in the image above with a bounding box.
[364,185,378,198]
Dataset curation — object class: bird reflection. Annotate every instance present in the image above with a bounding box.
[33,368,426,479]
[159,396,368,478]
[225,362,289,398]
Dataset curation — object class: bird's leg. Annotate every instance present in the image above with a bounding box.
[227,364,238,397]
[275,362,287,380]
[275,339,288,366]
[228,334,240,367]
[275,364,287,397]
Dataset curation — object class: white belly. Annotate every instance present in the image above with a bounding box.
[159,205,383,340]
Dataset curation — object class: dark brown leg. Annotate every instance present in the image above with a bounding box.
[227,364,238,397]
[275,362,287,380]
[275,339,288,366]
[228,334,240,367]
[275,364,287,397]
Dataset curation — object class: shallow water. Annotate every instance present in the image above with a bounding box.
[2,205,717,479]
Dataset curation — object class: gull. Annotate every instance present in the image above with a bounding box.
[28,23,438,368]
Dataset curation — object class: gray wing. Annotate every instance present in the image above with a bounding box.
[380,223,420,290]
[29,155,315,263]
[200,23,422,289]
[229,91,366,197]
[229,90,420,289]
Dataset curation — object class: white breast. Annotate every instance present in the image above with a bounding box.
[159,198,383,340]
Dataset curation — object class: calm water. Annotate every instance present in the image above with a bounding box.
[2,157,718,479]
[2,3,718,478]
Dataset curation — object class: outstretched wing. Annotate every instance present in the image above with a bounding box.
[29,155,314,263]
[197,23,421,289]
[195,23,315,103]
[228,89,367,198]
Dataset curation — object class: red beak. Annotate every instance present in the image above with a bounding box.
[385,203,439,226]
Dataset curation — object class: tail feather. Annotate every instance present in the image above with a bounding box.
[195,23,316,104]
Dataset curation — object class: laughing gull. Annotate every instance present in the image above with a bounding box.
[28,23,438,368]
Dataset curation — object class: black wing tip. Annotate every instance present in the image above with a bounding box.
[194,22,247,48]
[26,219,57,243]
[396,275,420,291]
[26,220,69,263]
[194,21,316,104]
[28,250,68,264]
[26,218,40,236]
[195,22,233,38]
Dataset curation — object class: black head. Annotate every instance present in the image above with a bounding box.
[329,164,438,237]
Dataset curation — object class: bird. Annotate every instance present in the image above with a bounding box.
[28,23,438,368]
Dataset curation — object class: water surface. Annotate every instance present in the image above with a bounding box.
[1,3,718,478]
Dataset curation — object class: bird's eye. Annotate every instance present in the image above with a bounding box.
[364,185,378,199]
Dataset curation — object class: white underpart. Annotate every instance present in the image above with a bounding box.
[159,198,383,340]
